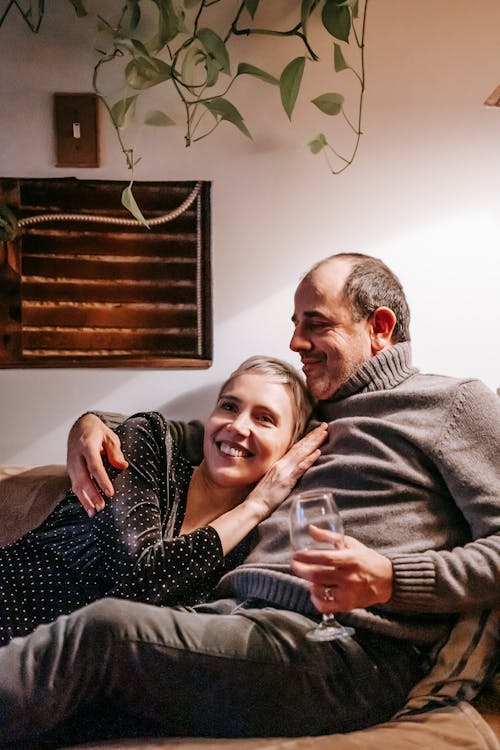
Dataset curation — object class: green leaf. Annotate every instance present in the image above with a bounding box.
[280,56,306,120]
[0,203,19,241]
[301,0,317,38]
[308,133,328,154]
[333,43,348,71]
[144,110,175,126]
[311,92,344,115]
[110,95,138,127]
[122,183,150,227]
[181,44,207,86]
[125,57,172,89]
[322,0,351,42]
[202,97,252,139]
[243,0,259,18]
[204,55,221,87]
[152,0,185,45]
[68,0,88,18]
[115,36,150,57]
[196,28,230,75]
[122,0,141,33]
[236,62,279,86]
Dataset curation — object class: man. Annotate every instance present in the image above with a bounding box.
[1,253,499,745]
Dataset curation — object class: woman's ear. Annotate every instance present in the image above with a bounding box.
[369,307,397,353]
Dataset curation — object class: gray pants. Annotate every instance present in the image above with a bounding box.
[0,597,426,745]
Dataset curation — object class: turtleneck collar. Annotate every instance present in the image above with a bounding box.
[317,342,418,409]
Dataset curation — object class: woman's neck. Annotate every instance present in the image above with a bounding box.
[180,461,251,535]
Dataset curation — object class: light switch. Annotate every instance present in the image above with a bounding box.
[54,93,99,167]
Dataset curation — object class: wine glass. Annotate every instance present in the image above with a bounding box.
[290,488,354,641]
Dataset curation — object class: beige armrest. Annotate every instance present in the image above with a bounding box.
[0,464,70,546]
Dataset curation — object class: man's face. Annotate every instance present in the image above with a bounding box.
[290,260,374,400]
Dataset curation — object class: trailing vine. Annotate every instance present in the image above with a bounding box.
[0,0,369,229]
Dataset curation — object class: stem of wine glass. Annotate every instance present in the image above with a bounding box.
[323,614,340,628]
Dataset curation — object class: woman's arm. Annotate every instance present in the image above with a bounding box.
[91,412,220,605]
[67,412,204,516]
[93,415,326,606]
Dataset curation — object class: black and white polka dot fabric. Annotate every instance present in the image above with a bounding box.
[0,413,247,646]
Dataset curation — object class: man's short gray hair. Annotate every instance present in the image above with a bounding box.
[307,252,411,343]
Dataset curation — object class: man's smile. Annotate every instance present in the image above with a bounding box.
[301,357,324,373]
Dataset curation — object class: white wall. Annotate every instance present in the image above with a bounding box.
[1,0,499,465]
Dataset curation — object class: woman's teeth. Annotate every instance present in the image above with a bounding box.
[219,442,251,458]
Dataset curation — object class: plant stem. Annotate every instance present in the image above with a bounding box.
[323,0,369,175]
[0,0,44,33]
[92,50,135,170]
[230,21,319,61]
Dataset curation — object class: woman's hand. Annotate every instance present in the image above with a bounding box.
[66,413,128,516]
[245,423,328,519]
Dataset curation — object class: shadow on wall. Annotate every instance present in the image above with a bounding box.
[0,369,144,464]
[158,382,221,425]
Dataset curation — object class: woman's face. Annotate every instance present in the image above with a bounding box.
[203,372,296,489]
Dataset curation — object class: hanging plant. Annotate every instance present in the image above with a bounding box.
[0,0,369,226]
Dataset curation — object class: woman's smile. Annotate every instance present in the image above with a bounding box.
[202,372,296,489]
[217,441,253,459]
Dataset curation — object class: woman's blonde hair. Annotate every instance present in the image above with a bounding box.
[218,355,314,446]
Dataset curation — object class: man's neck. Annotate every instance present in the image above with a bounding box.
[320,342,415,405]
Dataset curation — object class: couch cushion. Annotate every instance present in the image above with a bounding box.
[51,702,500,750]
[0,464,69,546]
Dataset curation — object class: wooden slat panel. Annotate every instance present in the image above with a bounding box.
[20,353,211,368]
[21,280,196,304]
[17,179,199,214]
[21,231,198,258]
[23,303,197,328]
[0,178,212,368]
[22,256,197,282]
[22,329,198,351]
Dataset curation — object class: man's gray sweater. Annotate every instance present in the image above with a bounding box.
[218,343,500,646]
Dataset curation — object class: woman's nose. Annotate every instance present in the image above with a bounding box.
[228,412,251,435]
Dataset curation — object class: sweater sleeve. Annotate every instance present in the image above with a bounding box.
[388,380,500,613]
[93,411,205,466]
[92,410,128,430]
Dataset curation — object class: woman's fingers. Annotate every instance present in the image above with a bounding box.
[277,423,328,477]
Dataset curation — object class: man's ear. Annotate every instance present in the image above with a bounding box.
[369,307,397,353]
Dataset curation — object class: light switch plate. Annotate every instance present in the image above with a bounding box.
[54,93,99,167]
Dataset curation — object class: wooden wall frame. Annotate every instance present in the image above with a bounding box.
[0,177,212,368]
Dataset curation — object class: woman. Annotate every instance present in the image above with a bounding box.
[0,356,326,645]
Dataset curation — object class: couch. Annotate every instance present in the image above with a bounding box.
[0,464,498,750]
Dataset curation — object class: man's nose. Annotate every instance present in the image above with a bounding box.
[290,326,310,352]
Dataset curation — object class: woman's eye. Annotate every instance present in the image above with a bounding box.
[257,414,274,424]
[219,401,236,412]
